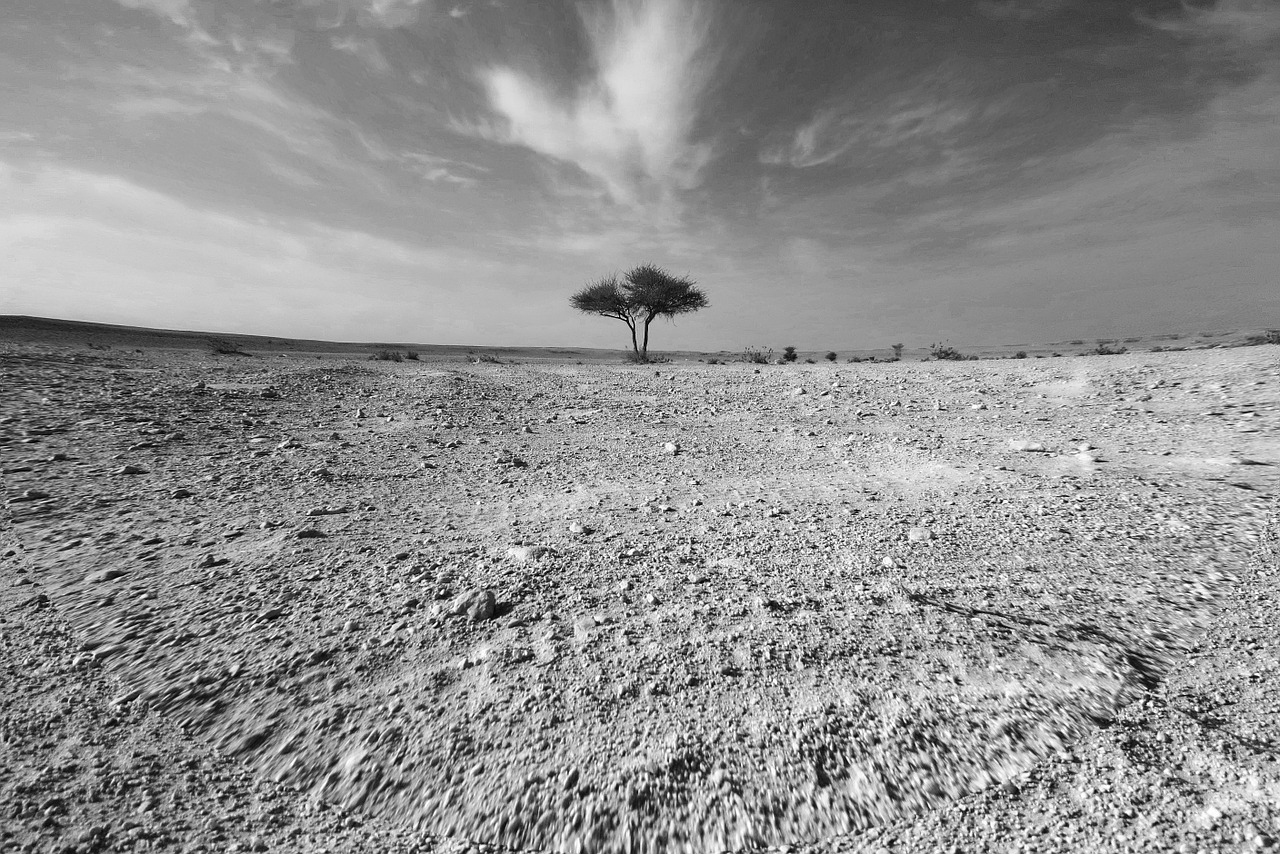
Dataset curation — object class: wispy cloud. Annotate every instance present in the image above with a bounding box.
[975,0,1076,22]
[462,0,720,208]
[330,34,392,74]
[0,163,517,340]
[1139,0,1280,49]
[762,65,979,171]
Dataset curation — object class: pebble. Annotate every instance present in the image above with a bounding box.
[114,464,147,475]
[663,442,680,455]
[907,527,933,543]
[1009,440,1046,452]
[85,569,126,584]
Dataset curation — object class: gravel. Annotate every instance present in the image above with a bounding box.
[2,337,1277,853]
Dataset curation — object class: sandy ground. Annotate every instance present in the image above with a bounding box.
[2,335,1278,854]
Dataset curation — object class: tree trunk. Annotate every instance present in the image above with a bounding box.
[627,320,639,354]
[641,315,654,359]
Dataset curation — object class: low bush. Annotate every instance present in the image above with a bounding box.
[1244,330,1280,346]
[1090,340,1128,356]
[1013,351,1028,359]
[372,349,404,362]
[405,350,420,361]
[825,351,838,362]
[929,342,977,361]
[468,352,502,364]
[782,346,798,363]
[742,346,773,364]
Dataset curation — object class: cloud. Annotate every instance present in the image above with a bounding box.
[463,0,720,208]
[290,0,432,29]
[112,0,198,29]
[0,163,516,340]
[1139,0,1280,52]
[762,96,976,169]
[330,34,392,73]
[974,0,1076,22]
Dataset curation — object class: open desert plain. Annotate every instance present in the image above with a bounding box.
[2,324,1278,854]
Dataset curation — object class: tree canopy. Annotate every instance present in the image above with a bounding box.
[570,264,708,360]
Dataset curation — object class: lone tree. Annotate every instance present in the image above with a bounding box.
[570,263,708,361]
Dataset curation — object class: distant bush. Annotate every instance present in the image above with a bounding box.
[1090,340,1127,356]
[1069,339,1084,345]
[742,346,773,364]
[929,342,977,361]
[891,343,904,360]
[209,337,252,357]
[804,358,816,364]
[824,351,838,362]
[468,351,502,364]
[1123,337,1141,343]
[372,349,404,362]
[405,350,420,361]
[1244,330,1280,346]
[1013,351,1027,359]
[706,358,723,365]
[782,346,798,363]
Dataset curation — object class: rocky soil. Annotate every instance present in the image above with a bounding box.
[2,339,1277,854]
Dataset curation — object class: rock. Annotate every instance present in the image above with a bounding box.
[663,442,680,455]
[507,545,550,563]
[568,521,590,535]
[295,528,326,539]
[448,589,497,622]
[1009,440,1046,452]
[11,489,50,501]
[790,387,806,397]
[170,488,192,499]
[114,464,147,475]
[907,527,933,543]
[85,569,126,584]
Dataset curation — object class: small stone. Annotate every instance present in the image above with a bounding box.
[1009,440,1046,452]
[171,488,192,499]
[295,528,326,539]
[114,464,147,475]
[85,569,126,584]
[568,521,590,535]
[663,442,680,455]
[907,527,933,543]
[880,556,897,569]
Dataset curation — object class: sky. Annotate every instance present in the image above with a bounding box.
[1,0,1278,351]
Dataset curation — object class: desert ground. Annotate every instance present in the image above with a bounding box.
[2,320,1278,854]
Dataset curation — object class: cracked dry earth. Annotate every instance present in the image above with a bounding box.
[2,341,1278,854]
